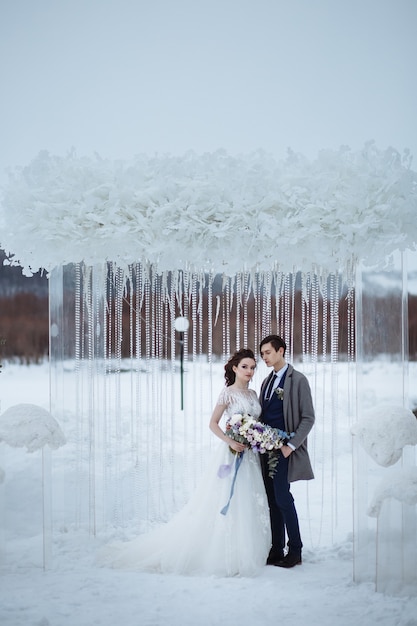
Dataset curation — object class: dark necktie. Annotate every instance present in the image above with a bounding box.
[264,373,277,401]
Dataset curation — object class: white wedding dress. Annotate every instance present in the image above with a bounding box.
[98,387,271,577]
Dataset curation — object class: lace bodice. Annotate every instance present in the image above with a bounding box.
[216,387,261,421]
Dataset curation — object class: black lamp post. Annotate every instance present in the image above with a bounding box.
[174,316,189,410]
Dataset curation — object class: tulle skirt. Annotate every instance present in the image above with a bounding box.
[97,444,272,577]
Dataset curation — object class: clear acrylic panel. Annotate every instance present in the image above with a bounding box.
[354,251,416,595]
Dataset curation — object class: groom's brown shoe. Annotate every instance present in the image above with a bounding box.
[266,548,284,565]
[275,552,302,568]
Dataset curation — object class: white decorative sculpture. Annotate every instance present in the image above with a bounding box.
[0,403,66,452]
[351,404,417,467]
[351,403,417,595]
[0,403,66,569]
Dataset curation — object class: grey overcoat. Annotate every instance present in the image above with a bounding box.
[260,364,315,482]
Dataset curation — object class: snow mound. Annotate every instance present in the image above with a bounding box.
[351,404,417,466]
[0,403,66,452]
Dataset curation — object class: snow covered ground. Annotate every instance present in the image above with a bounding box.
[0,361,417,626]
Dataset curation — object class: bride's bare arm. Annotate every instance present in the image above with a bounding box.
[209,403,246,453]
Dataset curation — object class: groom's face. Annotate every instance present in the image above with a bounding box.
[260,342,285,371]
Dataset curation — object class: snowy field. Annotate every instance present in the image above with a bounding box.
[0,361,417,626]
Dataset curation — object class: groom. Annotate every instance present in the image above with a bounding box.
[259,335,315,568]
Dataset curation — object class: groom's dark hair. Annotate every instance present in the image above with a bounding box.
[259,335,287,356]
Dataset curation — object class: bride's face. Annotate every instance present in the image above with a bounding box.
[233,358,256,384]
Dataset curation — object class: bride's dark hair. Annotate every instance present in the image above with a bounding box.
[224,348,256,386]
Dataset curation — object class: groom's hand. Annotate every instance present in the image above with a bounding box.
[281,445,293,458]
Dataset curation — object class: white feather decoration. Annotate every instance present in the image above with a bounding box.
[1,143,416,277]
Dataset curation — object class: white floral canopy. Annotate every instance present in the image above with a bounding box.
[1,142,416,276]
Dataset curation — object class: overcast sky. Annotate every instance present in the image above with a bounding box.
[0,0,416,184]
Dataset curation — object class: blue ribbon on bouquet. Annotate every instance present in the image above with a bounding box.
[219,452,244,516]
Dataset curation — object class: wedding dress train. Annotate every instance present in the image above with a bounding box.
[98,388,271,577]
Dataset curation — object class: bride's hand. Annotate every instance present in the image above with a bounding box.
[229,440,246,453]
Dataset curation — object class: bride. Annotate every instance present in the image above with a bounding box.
[98,348,271,577]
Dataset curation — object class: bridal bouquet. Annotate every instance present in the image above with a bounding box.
[225,412,293,478]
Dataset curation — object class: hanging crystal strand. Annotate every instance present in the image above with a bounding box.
[151,267,157,359]
[198,275,204,356]
[181,269,192,498]
[182,269,190,371]
[317,269,329,546]
[256,271,262,354]
[112,265,124,528]
[274,271,279,334]
[190,272,200,472]
[283,273,292,359]
[160,273,169,425]
[150,265,160,519]
[301,270,314,547]
[126,265,138,524]
[301,272,308,365]
[203,270,214,461]
[125,266,133,522]
[92,264,106,531]
[243,271,249,349]
[290,270,296,363]
[261,271,266,338]
[81,264,95,534]
[191,273,198,361]
[253,271,260,357]
[329,271,340,542]
[304,272,314,363]
[329,273,340,356]
[262,270,272,338]
[143,268,154,520]
[128,265,135,460]
[310,271,320,429]
[104,263,113,529]
[197,273,204,365]
[307,269,324,549]
[346,258,356,429]
[235,272,241,351]
[221,275,227,360]
[321,273,328,364]
[169,270,177,511]
[198,273,206,461]
[282,273,288,350]
[274,271,283,335]
[132,263,141,524]
[81,265,92,531]
[94,263,105,532]
[158,273,164,362]
[192,272,201,445]
[156,271,167,519]
[343,259,357,560]
[347,264,356,364]
[228,275,234,353]
[135,263,147,526]
[74,262,83,528]
[207,271,213,365]
[150,267,162,520]
[162,271,169,360]
[221,275,231,358]
[312,272,319,367]
[310,271,320,447]
[162,271,171,477]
